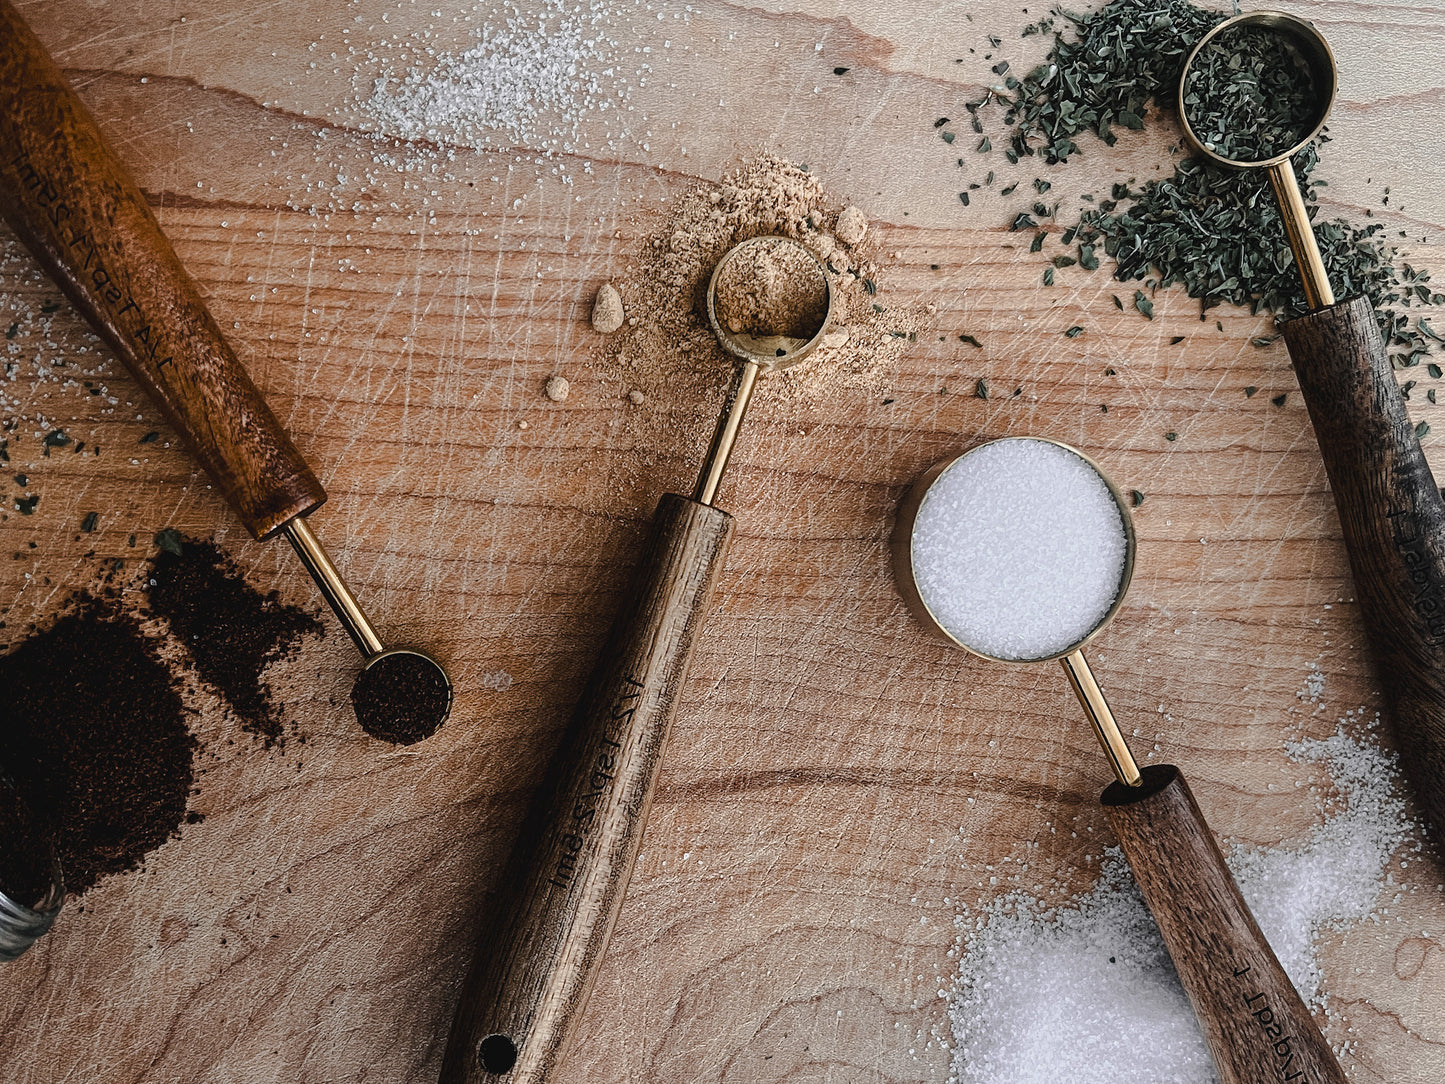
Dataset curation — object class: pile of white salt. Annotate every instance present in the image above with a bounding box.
[941,723,1421,1083]
[909,439,1128,660]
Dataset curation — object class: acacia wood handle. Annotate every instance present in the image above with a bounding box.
[1103,766,1347,1084]
[0,1,324,538]
[440,493,733,1084]
[1282,297,1445,839]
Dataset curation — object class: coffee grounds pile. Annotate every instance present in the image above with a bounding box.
[146,536,323,746]
[0,775,57,909]
[351,651,452,745]
[0,594,194,897]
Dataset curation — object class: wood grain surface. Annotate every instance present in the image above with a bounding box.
[0,0,327,540]
[2,2,1444,1082]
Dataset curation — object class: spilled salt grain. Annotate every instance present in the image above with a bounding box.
[943,724,1415,1084]
[910,439,1127,660]
[349,1,633,155]
[1297,663,1326,708]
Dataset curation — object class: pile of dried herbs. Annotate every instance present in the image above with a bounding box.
[952,0,1442,367]
[967,0,1226,165]
[1063,148,1440,362]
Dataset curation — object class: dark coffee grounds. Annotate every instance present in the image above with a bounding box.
[0,594,194,897]
[147,536,323,745]
[351,650,451,745]
[0,774,57,909]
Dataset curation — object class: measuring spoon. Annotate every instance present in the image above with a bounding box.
[0,2,450,743]
[1178,11,1445,843]
[893,437,1347,1084]
[441,236,832,1083]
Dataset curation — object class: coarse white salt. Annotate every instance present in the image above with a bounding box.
[909,439,1127,660]
[942,723,1415,1084]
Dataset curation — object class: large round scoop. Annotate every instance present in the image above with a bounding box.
[1178,11,1336,170]
[888,436,1353,1084]
[893,436,1139,787]
[1176,12,1339,312]
[894,438,1134,662]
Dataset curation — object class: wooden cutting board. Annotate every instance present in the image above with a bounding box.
[3,1,1443,1080]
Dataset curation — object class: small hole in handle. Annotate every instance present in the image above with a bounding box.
[478,1034,518,1075]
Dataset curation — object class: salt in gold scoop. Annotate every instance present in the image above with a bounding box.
[893,436,1347,1084]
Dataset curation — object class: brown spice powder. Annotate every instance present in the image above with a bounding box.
[593,155,923,463]
[711,237,829,342]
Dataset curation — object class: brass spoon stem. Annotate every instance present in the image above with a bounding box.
[284,517,384,658]
[1060,649,1141,787]
[1267,160,1335,310]
[694,360,762,507]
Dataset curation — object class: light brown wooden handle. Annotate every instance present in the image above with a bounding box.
[0,1,324,538]
[1283,296,1445,841]
[440,493,733,1084]
[1102,766,1348,1084]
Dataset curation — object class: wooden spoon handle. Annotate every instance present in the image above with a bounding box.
[1102,766,1348,1084]
[1282,296,1445,839]
[0,1,324,539]
[440,493,733,1084]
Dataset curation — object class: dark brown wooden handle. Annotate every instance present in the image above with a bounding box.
[440,493,733,1084]
[1103,766,1348,1084]
[0,1,324,538]
[1283,297,1445,839]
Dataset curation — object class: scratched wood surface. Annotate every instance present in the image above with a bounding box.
[2,1,1444,1081]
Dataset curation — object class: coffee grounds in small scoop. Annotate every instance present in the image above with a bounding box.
[352,652,451,745]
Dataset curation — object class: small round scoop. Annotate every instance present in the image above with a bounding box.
[705,236,832,369]
[691,236,836,507]
[894,438,1134,661]
[352,647,453,745]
